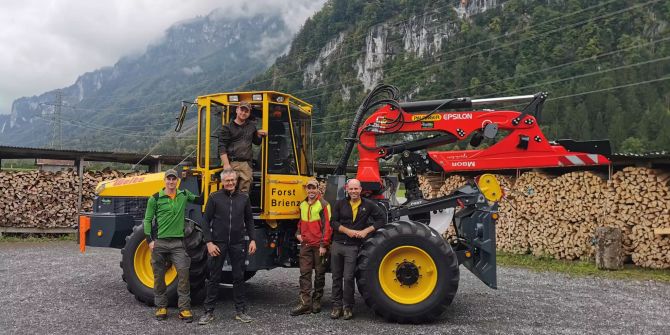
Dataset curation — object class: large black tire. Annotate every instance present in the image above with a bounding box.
[120,220,207,306]
[356,220,459,323]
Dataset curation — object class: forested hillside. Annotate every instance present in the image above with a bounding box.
[246,0,670,163]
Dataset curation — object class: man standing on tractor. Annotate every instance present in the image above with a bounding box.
[218,101,267,193]
[198,169,257,325]
[290,178,332,316]
[143,169,202,322]
[329,179,386,320]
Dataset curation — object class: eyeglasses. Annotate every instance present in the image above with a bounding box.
[306,185,317,190]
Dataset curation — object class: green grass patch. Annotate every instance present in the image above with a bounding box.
[497,251,670,283]
[0,233,75,242]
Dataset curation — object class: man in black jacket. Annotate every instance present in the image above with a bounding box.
[329,179,386,320]
[218,101,267,193]
[198,170,257,325]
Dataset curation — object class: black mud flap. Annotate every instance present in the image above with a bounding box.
[454,207,497,289]
[555,139,611,156]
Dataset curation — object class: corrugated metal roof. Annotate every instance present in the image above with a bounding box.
[0,145,186,166]
[611,151,669,158]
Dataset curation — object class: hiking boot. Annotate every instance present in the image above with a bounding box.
[343,308,353,320]
[155,307,167,321]
[290,304,311,316]
[311,300,322,314]
[198,311,214,325]
[178,309,193,323]
[234,312,253,323]
[330,307,342,319]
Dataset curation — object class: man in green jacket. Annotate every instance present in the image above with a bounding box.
[143,169,201,322]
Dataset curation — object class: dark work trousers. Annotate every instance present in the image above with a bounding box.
[330,242,359,309]
[151,238,191,310]
[203,242,248,313]
[298,245,327,306]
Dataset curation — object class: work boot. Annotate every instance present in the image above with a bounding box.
[342,308,353,320]
[198,311,214,325]
[330,307,342,319]
[234,312,253,323]
[311,300,322,314]
[290,304,311,316]
[178,309,193,323]
[155,307,168,320]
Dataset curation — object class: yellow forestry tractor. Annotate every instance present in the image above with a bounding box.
[79,85,610,323]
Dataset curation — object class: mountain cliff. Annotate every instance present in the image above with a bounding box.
[246,0,670,162]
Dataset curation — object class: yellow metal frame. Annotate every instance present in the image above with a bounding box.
[93,90,315,222]
[378,246,438,304]
[477,173,503,202]
[195,91,313,220]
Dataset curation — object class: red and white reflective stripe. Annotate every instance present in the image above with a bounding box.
[558,154,600,166]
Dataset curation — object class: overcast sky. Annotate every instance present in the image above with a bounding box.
[0,0,326,114]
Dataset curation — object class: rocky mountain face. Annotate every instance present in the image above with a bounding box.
[247,0,670,162]
[1,12,293,152]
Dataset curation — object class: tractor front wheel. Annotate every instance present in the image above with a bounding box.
[356,220,460,323]
[120,220,207,306]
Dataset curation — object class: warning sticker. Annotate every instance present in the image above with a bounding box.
[411,114,442,122]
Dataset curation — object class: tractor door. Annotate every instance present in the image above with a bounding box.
[261,103,310,220]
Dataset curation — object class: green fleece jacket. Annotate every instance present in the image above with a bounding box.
[143,188,198,241]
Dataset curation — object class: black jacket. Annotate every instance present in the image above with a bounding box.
[202,189,255,244]
[330,197,386,246]
[218,120,262,162]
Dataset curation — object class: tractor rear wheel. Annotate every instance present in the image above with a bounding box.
[356,220,459,323]
[120,220,207,306]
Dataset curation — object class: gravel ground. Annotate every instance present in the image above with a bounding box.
[0,240,668,335]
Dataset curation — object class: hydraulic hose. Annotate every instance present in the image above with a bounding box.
[333,84,399,175]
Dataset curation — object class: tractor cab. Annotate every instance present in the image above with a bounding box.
[191,91,314,220]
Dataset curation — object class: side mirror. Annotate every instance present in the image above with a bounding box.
[175,103,188,132]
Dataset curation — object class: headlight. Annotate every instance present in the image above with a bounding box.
[95,182,107,195]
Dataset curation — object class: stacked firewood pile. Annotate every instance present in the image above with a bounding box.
[602,167,670,269]
[418,168,670,269]
[0,169,143,228]
[418,173,447,199]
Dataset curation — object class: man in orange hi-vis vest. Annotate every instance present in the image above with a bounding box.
[290,178,332,316]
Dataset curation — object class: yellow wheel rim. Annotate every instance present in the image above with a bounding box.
[134,240,177,288]
[378,246,438,304]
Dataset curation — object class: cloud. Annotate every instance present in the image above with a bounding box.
[181,66,203,76]
[0,0,326,114]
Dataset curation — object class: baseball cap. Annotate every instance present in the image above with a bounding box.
[238,101,252,111]
[165,169,179,179]
[305,179,319,188]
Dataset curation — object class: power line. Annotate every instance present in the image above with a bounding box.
[259,0,623,91]
[477,55,670,98]
[299,0,660,102]
[311,75,670,137]
[303,0,662,125]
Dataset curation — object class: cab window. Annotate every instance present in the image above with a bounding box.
[290,105,312,176]
[267,103,297,175]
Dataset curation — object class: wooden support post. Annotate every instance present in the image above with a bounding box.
[595,227,623,270]
[149,160,162,173]
[76,158,84,218]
